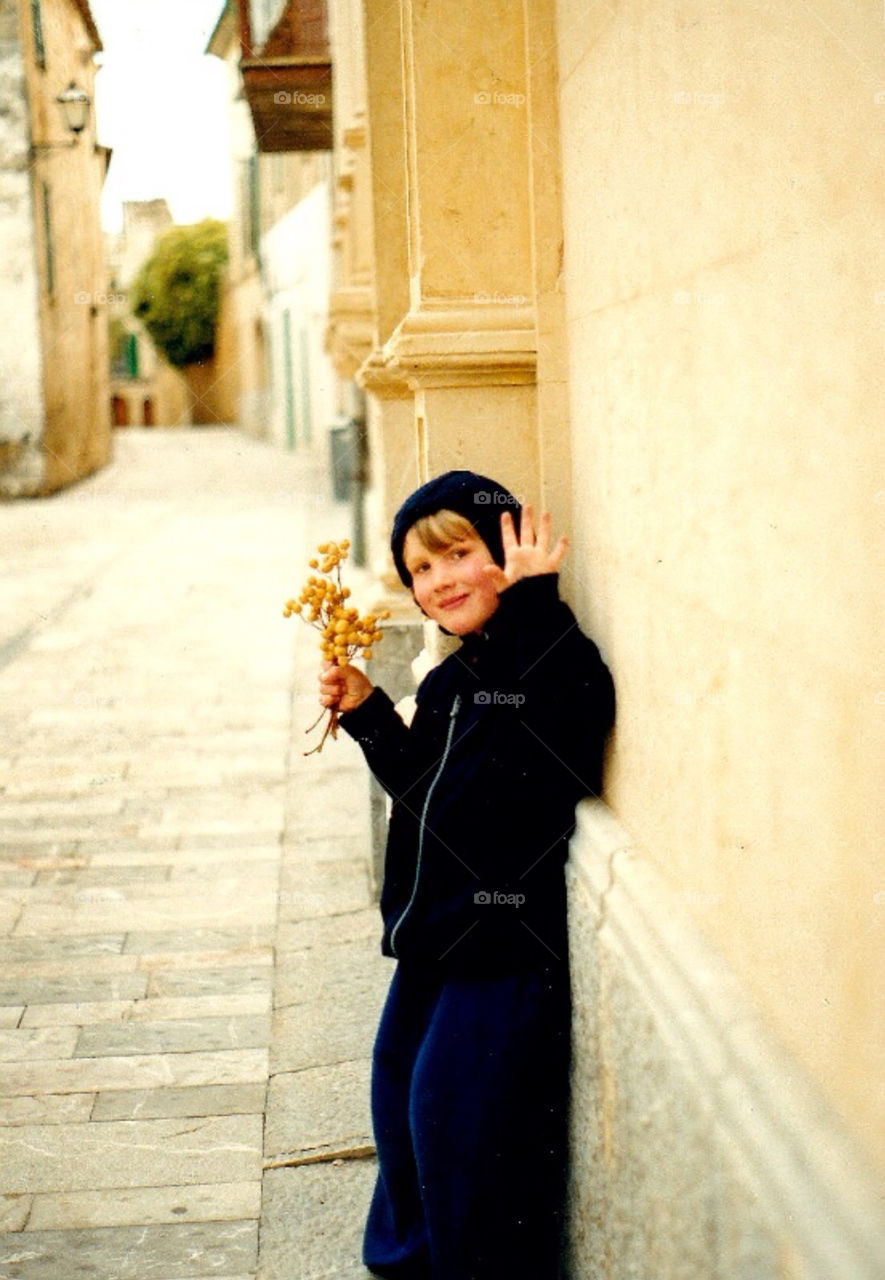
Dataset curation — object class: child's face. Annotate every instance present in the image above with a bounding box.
[402,527,501,635]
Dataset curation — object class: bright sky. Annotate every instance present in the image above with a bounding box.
[89,0,233,232]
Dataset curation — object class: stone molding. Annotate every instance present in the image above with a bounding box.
[568,800,885,1279]
[324,285,374,379]
[379,300,538,389]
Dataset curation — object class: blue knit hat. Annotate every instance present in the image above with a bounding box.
[391,470,521,588]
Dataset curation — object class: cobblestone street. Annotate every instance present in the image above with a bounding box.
[0,428,389,1280]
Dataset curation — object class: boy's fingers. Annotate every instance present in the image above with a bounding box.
[500,510,518,547]
[520,503,535,545]
[550,535,569,567]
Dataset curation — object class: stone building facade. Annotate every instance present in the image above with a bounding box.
[208,0,336,453]
[105,199,192,429]
[314,1,884,1276]
[0,0,110,496]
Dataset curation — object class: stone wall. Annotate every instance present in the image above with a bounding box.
[557,0,885,1270]
[567,802,883,1279]
[0,0,45,495]
[1,0,111,496]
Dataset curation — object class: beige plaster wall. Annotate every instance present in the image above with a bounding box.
[20,0,110,493]
[556,0,884,1165]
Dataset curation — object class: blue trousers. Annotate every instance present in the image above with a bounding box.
[363,962,572,1280]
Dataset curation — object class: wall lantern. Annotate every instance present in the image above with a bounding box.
[31,81,92,152]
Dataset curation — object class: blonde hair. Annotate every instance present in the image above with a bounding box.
[407,509,477,555]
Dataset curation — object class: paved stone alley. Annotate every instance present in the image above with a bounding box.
[0,428,391,1280]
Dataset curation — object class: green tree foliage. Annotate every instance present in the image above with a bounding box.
[130,220,228,369]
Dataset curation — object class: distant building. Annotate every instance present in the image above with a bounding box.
[207,0,335,452]
[0,0,110,496]
[105,199,191,429]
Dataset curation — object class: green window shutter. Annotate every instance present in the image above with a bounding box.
[41,182,54,299]
[248,154,260,256]
[31,0,46,68]
[126,334,139,379]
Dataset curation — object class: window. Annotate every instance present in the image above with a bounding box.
[246,154,260,257]
[41,182,54,299]
[30,0,46,68]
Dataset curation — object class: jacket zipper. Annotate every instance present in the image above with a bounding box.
[389,691,461,958]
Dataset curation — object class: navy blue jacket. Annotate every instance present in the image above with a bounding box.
[338,573,615,976]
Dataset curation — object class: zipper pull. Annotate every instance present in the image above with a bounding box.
[451,693,461,717]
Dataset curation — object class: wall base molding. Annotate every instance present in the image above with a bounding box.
[567,801,884,1279]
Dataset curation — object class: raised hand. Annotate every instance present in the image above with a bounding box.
[482,505,568,592]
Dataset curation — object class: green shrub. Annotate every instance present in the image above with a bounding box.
[130,219,228,369]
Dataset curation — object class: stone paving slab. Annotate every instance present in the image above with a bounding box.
[257,1163,375,1280]
[0,974,149,1007]
[20,992,270,1028]
[25,1180,261,1232]
[91,1083,267,1123]
[273,940,392,1011]
[0,1027,79,1062]
[74,1015,271,1059]
[2,1115,263,1194]
[1,1048,269,1097]
[0,1095,95,1127]
[0,1219,258,1279]
[270,981,385,1076]
[275,907,379,953]
[265,1060,372,1158]
[123,927,274,954]
[146,967,272,1000]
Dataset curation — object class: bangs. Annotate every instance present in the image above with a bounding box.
[408,510,477,556]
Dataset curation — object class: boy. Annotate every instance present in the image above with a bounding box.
[317,470,615,1280]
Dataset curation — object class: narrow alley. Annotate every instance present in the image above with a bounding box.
[0,427,388,1280]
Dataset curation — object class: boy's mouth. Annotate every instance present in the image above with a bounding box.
[438,593,469,610]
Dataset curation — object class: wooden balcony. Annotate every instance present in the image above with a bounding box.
[239,1,333,152]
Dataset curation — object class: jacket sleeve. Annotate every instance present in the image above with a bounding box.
[336,684,418,802]
[486,573,616,797]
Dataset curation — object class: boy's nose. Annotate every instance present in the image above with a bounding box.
[431,562,456,594]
